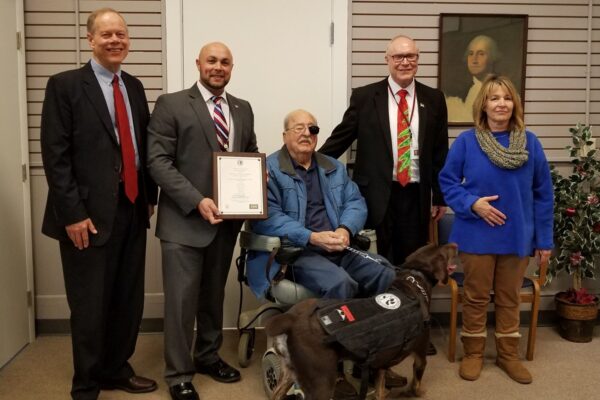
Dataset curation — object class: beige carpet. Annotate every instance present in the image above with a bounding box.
[0,326,598,400]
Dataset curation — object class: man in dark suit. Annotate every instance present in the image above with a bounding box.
[320,35,448,357]
[320,35,448,266]
[147,42,258,400]
[40,8,158,400]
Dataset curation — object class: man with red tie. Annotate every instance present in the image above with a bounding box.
[40,8,157,400]
[320,35,449,356]
[320,35,448,268]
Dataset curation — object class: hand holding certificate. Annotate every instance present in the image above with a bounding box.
[213,152,268,219]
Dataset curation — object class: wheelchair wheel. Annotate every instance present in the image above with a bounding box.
[238,328,256,368]
[262,351,282,397]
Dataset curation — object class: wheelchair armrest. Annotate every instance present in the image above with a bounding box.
[239,230,280,252]
[275,237,304,265]
[351,233,371,251]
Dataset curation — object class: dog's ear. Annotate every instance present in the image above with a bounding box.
[432,253,449,284]
[405,243,437,262]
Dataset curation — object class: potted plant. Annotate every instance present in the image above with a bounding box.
[548,123,600,342]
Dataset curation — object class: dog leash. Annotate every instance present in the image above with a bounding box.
[344,246,397,271]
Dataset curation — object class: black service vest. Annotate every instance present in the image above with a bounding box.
[316,287,425,364]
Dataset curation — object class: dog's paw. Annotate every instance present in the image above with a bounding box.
[397,384,425,398]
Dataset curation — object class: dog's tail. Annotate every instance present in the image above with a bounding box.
[265,313,295,336]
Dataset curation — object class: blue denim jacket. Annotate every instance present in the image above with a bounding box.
[246,146,367,298]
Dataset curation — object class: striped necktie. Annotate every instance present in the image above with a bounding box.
[211,96,229,151]
[396,89,411,186]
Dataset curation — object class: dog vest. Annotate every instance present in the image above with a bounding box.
[316,287,425,364]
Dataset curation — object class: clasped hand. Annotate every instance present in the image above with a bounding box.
[309,228,350,252]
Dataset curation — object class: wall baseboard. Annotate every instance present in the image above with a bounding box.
[36,311,599,335]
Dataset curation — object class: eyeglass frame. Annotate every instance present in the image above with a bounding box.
[284,124,320,135]
[387,53,419,63]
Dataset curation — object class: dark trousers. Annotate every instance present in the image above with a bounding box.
[375,182,424,266]
[161,221,240,386]
[59,188,146,400]
[288,247,396,299]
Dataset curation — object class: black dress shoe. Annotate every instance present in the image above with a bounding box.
[427,341,437,356]
[100,375,157,393]
[196,358,241,383]
[169,382,199,400]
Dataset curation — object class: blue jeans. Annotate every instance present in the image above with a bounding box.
[287,247,396,299]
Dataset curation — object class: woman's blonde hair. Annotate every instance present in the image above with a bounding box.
[472,75,524,132]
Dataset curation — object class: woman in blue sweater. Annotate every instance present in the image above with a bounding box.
[439,75,553,384]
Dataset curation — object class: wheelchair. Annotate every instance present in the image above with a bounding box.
[235,226,379,399]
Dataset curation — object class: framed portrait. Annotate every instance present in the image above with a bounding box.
[438,14,528,125]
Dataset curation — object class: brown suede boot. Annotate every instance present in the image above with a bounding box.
[459,333,486,381]
[495,333,532,384]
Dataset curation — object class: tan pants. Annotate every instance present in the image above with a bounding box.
[460,253,529,334]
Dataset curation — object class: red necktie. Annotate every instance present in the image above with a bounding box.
[396,89,411,186]
[112,75,138,203]
[211,96,229,151]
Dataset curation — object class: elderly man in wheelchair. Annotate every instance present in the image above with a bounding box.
[241,109,406,398]
[249,109,395,298]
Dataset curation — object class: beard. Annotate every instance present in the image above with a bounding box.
[201,76,230,92]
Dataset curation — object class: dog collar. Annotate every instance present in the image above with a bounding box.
[404,273,429,304]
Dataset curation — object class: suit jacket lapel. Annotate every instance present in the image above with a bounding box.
[415,81,428,152]
[188,84,220,152]
[374,79,393,156]
[81,62,118,145]
[227,94,243,151]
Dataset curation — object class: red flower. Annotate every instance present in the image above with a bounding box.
[563,288,597,305]
[594,222,600,233]
[570,251,584,266]
[565,208,576,217]
[587,194,599,205]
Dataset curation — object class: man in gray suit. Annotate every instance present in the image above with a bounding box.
[147,42,258,400]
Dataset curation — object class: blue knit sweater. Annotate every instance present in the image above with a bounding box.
[439,128,554,257]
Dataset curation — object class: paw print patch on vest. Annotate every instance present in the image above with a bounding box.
[375,293,402,310]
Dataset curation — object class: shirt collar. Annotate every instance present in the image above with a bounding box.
[91,58,121,85]
[387,76,415,98]
[197,81,228,104]
[290,155,316,172]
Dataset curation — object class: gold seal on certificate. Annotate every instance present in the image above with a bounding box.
[213,152,267,219]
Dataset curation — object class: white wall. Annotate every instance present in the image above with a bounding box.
[166,0,349,154]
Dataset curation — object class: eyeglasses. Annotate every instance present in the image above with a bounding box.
[388,53,419,63]
[285,124,320,135]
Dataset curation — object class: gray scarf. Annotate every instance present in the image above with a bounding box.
[475,128,529,169]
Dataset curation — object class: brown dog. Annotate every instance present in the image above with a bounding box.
[264,243,458,400]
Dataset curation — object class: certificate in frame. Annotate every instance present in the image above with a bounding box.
[213,152,267,219]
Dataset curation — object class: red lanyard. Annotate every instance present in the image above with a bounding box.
[388,84,416,127]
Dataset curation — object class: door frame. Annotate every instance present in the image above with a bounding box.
[16,0,35,341]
